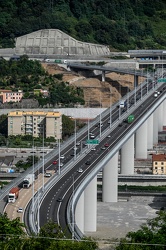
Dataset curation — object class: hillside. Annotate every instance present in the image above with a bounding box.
[0,0,166,50]
[42,63,145,108]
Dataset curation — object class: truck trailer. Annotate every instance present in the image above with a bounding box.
[23,174,35,188]
[8,187,19,203]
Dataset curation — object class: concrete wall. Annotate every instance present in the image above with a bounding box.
[15,29,110,56]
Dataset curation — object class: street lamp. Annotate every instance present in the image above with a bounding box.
[42,125,45,192]
[58,139,61,175]
[99,94,102,137]
[32,139,35,213]
[72,175,75,240]
[109,87,112,128]
[74,119,77,160]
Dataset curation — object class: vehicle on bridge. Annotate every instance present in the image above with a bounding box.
[123,114,135,124]
[23,174,35,188]
[8,187,19,203]
[127,114,135,123]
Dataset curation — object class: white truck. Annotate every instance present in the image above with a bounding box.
[23,174,35,188]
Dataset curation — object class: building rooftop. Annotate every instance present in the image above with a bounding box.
[8,110,61,117]
[152,154,166,161]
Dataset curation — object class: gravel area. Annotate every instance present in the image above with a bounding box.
[85,196,166,249]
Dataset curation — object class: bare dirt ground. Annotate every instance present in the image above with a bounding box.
[42,63,145,108]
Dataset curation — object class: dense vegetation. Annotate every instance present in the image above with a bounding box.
[116,211,166,249]
[0,213,98,249]
[0,56,85,107]
[0,0,166,50]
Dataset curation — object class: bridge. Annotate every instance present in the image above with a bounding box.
[1,74,166,239]
[67,62,148,86]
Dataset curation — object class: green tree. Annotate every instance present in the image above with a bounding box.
[116,211,166,250]
[0,212,25,248]
[62,115,74,139]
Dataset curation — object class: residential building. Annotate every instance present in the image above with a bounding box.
[0,90,23,103]
[8,110,62,139]
[152,154,166,175]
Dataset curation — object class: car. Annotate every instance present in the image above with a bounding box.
[90,135,95,139]
[101,147,105,150]
[91,147,96,151]
[118,123,123,127]
[59,163,64,167]
[85,161,91,165]
[77,168,83,173]
[44,172,52,177]
[104,143,109,147]
[57,197,63,202]
[53,160,58,165]
[76,142,80,146]
[154,93,158,98]
[17,207,23,213]
[60,155,65,159]
[107,135,111,138]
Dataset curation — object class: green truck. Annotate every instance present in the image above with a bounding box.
[127,114,135,123]
[54,59,62,63]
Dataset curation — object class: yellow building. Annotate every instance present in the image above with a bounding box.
[8,110,62,139]
[152,154,166,175]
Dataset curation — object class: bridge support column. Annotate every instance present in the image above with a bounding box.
[101,71,105,82]
[121,135,134,174]
[134,75,138,87]
[102,152,118,202]
[75,192,84,233]
[84,176,97,232]
[163,100,166,126]
[153,110,158,145]
[135,120,147,159]
[158,103,163,131]
[147,114,154,149]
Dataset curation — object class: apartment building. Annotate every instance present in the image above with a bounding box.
[152,154,166,175]
[8,110,62,139]
[0,90,23,103]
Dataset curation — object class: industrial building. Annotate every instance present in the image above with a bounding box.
[8,110,62,139]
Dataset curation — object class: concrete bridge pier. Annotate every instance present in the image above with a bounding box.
[135,120,148,159]
[101,70,105,82]
[134,75,138,87]
[158,103,163,131]
[102,152,118,202]
[75,192,84,233]
[153,110,159,144]
[84,176,97,232]
[121,135,134,174]
[163,100,166,126]
[147,114,154,149]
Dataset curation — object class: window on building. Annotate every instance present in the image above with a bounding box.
[161,162,164,165]
[155,162,157,165]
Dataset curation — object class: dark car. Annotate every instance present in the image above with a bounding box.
[85,161,91,165]
[57,197,63,202]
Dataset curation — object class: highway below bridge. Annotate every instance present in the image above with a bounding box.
[0,74,166,239]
